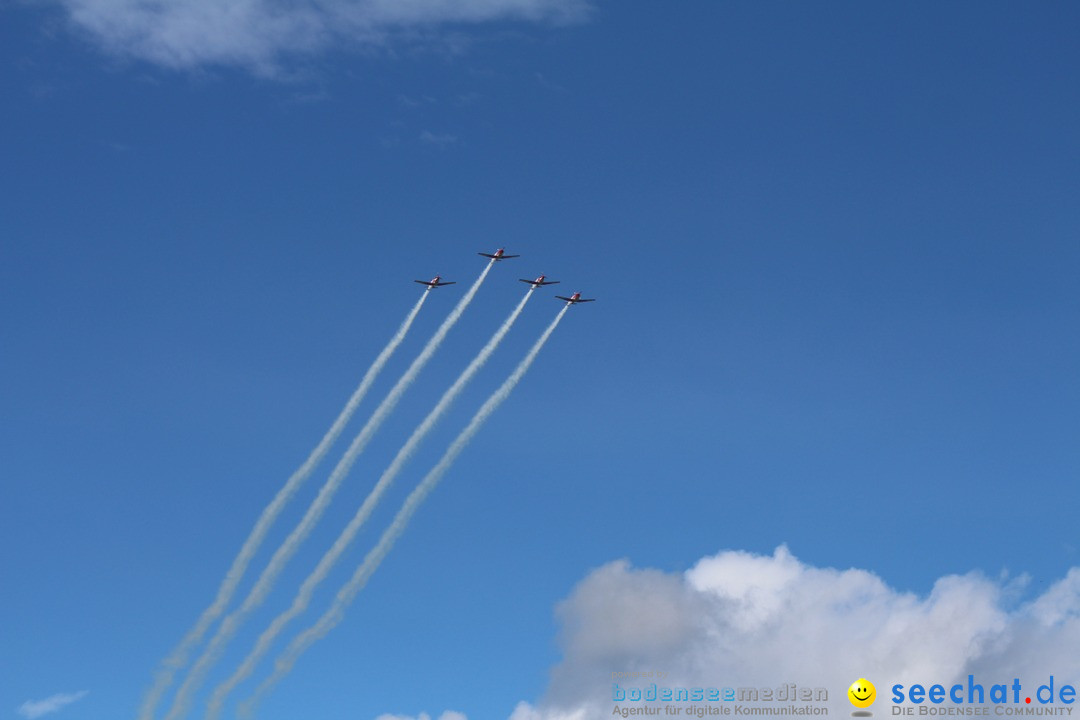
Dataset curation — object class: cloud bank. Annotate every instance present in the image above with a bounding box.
[49,0,591,73]
[385,548,1080,719]
[511,546,1080,718]
[17,691,89,719]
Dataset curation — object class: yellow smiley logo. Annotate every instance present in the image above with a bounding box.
[848,678,876,708]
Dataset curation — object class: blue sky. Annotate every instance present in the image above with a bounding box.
[3,2,1080,719]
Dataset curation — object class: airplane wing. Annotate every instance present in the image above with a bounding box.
[519,279,560,285]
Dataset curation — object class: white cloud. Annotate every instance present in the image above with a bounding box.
[17,691,89,719]
[419,130,458,146]
[375,712,468,720]
[511,547,1080,719]
[48,0,591,74]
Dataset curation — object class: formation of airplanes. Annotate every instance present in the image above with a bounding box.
[417,250,595,305]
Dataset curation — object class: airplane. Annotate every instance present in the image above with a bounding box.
[414,275,456,289]
[556,292,595,305]
[519,274,560,288]
[478,247,520,261]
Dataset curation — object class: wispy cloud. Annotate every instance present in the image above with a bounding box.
[533,71,565,92]
[49,0,592,75]
[398,94,437,108]
[375,713,468,720]
[419,130,458,146]
[17,691,89,719]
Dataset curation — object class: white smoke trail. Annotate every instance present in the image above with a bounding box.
[162,262,493,720]
[138,291,428,720]
[205,288,538,719]
[236,305,569,718]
